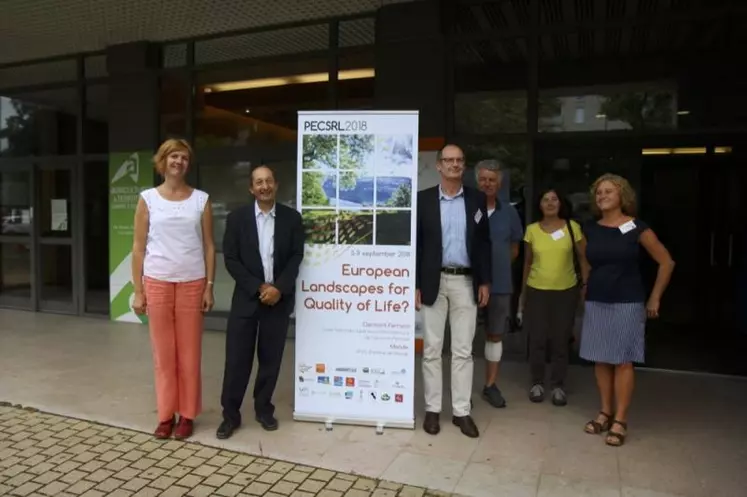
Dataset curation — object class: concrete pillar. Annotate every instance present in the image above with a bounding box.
[106,42,160,153]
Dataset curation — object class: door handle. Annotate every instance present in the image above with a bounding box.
[728,234,733,267]
[710,232,715,266]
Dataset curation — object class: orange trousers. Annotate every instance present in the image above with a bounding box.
[144,276,205,422]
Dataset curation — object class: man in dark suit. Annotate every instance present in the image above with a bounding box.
[416,144,491,438]
[217,165,304,439]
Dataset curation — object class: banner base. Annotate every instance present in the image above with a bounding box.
[293,412,415,430]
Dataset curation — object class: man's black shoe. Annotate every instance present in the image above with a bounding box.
[255,414,279,431]
[216,419,238,440]
[452,415,479,438]
[422,411,440,435]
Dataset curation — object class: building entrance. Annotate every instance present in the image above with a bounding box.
[641,138,747,376]
[535,134,747,376]
[0,160,78,313]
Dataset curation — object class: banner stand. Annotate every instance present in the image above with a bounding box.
[293,110,419,430]
[292,413,415,432]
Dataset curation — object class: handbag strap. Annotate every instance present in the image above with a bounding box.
[566,220,582,286]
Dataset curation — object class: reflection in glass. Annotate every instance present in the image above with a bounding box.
[456,92,528,134]
[39,169,72,237]
[0,242,31,299]
[0,171,32,236]
[0,89,78,157]
[538,84,678,133]
[40,244,73,304]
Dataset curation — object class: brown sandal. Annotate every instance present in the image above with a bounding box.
[605,420,627,447]
[584,411,612,434]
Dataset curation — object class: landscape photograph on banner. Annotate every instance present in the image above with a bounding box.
[295,111,419,429]
[300,132,413,246]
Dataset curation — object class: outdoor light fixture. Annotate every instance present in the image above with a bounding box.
[204,68,375,93]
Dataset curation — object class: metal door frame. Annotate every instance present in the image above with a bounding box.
[35,158,79,314]
[0,157,85,315]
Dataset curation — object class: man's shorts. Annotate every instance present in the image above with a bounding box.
[481,294,512,339]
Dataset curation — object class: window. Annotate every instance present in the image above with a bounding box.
[456,91,528,134]
[538,83,678,133]
[0,89,78,157]
[195,57,331,149]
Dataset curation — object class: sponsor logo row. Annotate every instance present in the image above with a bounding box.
[298,375,405,390]
[298,363,407,376]
[297,387,404,404]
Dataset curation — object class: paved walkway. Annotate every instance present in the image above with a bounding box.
[1,310,747,497]
[0,404,438,497]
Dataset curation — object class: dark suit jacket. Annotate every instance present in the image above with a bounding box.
[223,202,305,317]
[416,185,492,306]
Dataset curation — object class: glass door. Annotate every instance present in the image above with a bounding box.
[711,147,747,374]
[640,140,747,376]
[0,166,34,309]
[36,162,77,313]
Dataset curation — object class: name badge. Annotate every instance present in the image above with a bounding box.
[551,229,565,241]
[474,210,483,224]
[619,220,636,234]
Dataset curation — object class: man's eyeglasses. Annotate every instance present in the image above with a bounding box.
[440,157,465,165]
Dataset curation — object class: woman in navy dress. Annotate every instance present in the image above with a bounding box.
[580,174,674,447]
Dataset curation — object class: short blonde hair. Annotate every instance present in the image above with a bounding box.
[590,173,637,216]
[153,138,193,176]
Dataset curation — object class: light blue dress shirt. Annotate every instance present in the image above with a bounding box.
[439,186,470,268]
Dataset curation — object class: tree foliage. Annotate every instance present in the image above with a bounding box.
[302,134,375,189]
[386,182,412,208]
[0,99,36,156]
[301,172,329,207]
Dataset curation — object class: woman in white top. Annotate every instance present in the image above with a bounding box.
[131,138,216,440]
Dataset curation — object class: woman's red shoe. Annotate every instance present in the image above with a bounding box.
[154,416,175,439]
[174,417,194,440]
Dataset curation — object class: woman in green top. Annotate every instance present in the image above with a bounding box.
[520,188,588,406]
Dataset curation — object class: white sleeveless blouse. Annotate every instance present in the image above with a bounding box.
[141,187,209,282]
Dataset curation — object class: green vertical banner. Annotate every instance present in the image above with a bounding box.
[109,151,153,323]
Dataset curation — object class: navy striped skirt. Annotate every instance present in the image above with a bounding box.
[579,301,646,365]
